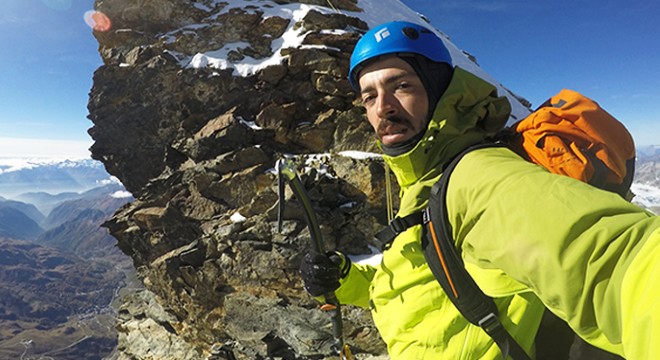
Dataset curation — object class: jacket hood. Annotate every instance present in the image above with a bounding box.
[382,67,512,189]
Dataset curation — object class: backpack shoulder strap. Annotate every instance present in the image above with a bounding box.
[422,142,532,360]
[374,142,501,250]
[374,211,425,250]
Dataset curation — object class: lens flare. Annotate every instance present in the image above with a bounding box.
[84,10,112,32]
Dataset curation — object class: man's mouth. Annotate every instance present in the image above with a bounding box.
[379,125,408,145]
[377,116,414,146]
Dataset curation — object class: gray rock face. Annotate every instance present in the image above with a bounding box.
[88,1,394,358]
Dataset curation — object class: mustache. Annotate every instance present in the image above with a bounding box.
[376,115,414,137]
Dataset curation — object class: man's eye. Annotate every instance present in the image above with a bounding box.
[362,95,375,104]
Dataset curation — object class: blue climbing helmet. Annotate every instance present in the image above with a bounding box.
[348,21,453,91]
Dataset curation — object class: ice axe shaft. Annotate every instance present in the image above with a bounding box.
[276,158,348,356]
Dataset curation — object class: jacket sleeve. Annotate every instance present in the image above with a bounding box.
[447,147,660,358]
[619,227,660,359]
[333,259,377,309]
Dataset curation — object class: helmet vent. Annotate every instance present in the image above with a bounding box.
[402,27,419,40]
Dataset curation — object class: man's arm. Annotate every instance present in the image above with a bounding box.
[334,259,377,309]
[447,147,660,357]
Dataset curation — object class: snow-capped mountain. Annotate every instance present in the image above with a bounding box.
[0,158,115,198]
[632,149,660,213]
[637,145,660,163]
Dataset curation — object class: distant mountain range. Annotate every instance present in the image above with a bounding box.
[37,186,131,258]
[637,145,660,160]
[0,183,131,243]
[0,204,43,239]
[633,146,660,214]
[0,158,113,199]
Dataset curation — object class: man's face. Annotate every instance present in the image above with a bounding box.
[358,56,429,147]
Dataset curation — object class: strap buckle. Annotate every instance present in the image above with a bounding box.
[389,216,408,234]
[477,312,500,333]
[422,207,431,224]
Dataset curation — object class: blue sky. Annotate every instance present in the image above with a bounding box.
[402,0,660,146]
[0,0,99,158]
[0,0,658,161]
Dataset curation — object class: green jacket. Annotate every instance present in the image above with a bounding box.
[336,68,545,359]
[337,67,660,359]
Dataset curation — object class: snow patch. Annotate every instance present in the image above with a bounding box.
[179,2,338,77]
[111,190,133,199]
[230,212,247,223]
[348,245,382,266]
[164,0,533,121]
[338,151,382,160]
[239,118,262,130]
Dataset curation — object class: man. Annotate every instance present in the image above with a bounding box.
[300,21,660,359]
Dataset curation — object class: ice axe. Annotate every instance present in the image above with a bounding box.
[276,158,353,360]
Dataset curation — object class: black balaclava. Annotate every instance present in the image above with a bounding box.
[381,55,454,157]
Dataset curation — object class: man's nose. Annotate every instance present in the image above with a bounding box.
[375,93,397,118]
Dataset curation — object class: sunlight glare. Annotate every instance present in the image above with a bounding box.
[84,10,112,32]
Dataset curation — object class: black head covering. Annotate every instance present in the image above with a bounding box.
[401,54,454,120]
[381,55,454,156]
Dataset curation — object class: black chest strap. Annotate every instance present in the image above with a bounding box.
[374,210,426,250]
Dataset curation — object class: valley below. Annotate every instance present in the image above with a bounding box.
[0,161,136,359]
[0,239,136,360]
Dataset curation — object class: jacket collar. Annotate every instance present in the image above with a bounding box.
[381,67,512,189]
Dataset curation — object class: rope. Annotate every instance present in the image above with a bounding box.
[385,162,394,222]
[325,0,341,14]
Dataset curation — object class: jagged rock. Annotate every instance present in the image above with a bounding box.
[299,9,367,33]
[89,1,392,359]
[112,289,204,360]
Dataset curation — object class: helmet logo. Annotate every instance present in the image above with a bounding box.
[374,27,391,42]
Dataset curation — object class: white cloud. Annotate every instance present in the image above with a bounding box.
[0,137,92,161]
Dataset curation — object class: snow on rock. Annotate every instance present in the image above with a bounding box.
[170,0,531,123]
[338,150,382,159]
[349,245,383,266]
[179,2,339,77]
[111,190,134,199]
[230,211,247,223]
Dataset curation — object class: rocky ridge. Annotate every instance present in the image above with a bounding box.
[89,1,401,359]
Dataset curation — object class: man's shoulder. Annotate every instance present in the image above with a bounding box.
[458,145,530,169]
[451,145,543,187]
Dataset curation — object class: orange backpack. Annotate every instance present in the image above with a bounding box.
[510,89,636,199]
